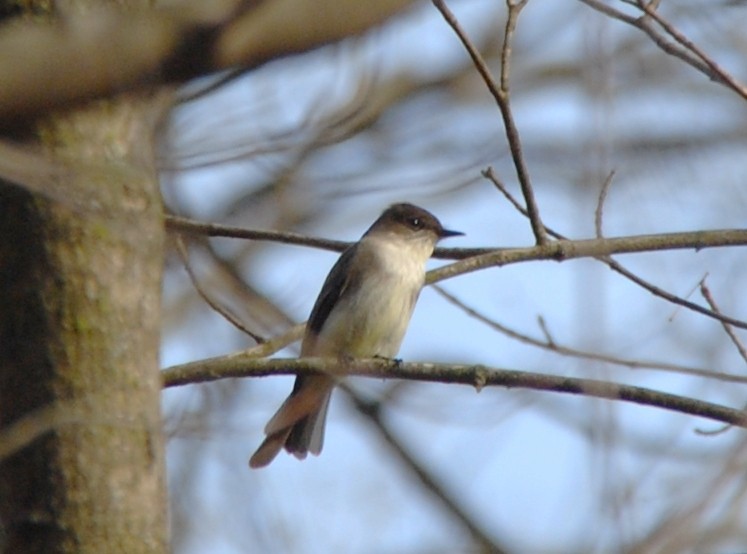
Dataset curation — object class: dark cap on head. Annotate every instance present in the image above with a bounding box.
[367,203,463,239]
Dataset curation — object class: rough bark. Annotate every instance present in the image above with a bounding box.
[0,93,168,552]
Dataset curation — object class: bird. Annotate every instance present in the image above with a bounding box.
[249,203,462,468]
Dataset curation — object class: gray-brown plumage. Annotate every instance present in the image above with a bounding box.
[249,203,462,468]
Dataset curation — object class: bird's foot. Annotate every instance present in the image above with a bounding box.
[374,355,403,368]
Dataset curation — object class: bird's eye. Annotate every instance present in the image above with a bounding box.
[408,217,423,229]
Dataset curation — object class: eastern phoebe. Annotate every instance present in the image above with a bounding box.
[249,203,462,468]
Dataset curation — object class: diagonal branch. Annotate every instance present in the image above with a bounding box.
[346,387,511,553]
[632,0,747,101]
[699,278,747,365]
[433,284,747,384]
[174,236,266,343]
[483,167,747,330]
[578,0,747,101]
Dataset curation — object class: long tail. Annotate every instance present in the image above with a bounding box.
[249,375,334,468]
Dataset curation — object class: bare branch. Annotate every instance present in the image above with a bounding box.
[432,0,547,244]
[634,1,747,101]
[578,0,747,101]
[161,356,747,429]
[537,315,556,347]
[166,213,747,267]
[345,387,511,553]
[700,278,747,365]
[595,171,616,238]
[434,285,747,384]
[230,324,305,359]
[167,211,747,329]
[482,167,747,330]
[430,230,747,286]
[165,214,350,252]
[174,236,266,343]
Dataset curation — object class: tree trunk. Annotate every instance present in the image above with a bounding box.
[0,93,168,552]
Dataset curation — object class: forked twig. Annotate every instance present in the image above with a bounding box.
[579,0,747,101]
[434,284,747,384]
[432,0,547,245]
[482,167,747,331]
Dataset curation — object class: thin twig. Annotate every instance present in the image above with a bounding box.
[174,236,266,343]
[432,0,547,245]
[227,323,305,359]
[578,0,747,101]
[694,402,747,436]
[167,213,493,259]
[699,278,747,365]
[166,214,349,252]
[537,315,556,347]
[633,0,747,101]
[579,0,708,74]
[595,171,616,238]
[578,0,638,25]
[481,167,747,330]
[433,284,747,384]
[667,276,704,323]
[499,0,529,91]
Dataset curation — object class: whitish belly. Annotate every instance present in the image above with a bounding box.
[314,271,422,358]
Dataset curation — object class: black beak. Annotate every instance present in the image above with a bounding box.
[439,228,464,239]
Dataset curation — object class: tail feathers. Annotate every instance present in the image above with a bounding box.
[285,392,331,457]
[249,376,334,468]
[249,429,292,468]
[264,377,331,435]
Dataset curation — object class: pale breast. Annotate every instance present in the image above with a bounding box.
[312,234,430,358]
